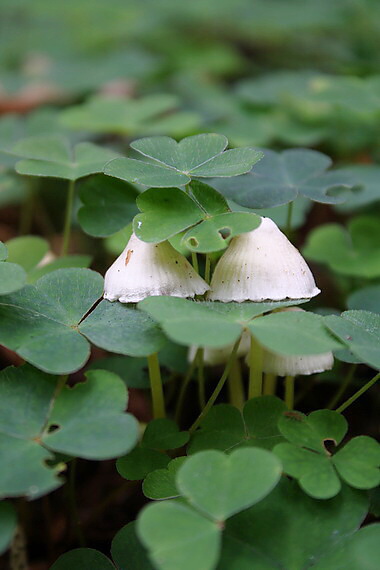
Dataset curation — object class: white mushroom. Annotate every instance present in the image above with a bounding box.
[208,216,320,302]
[104,233,209,303]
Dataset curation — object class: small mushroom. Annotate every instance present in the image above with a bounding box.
[208,216,320,302]
[104,232,209,303]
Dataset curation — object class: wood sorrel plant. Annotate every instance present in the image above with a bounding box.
[0,132,379,570]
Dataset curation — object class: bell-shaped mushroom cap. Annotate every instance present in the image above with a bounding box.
[208,217,320,302]
[104,233,209,303]
[188,331,251,366]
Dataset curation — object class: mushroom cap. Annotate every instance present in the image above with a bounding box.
[262,350,334,376]
[208,217,320,302]
[188,331,251,366]
[104,233,209,303]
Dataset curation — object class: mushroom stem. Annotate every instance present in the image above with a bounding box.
[191,251,199,274]
[197,348,206,410]
[189,336,242,433]
[263,373,277,396]
[204,254,211,284]
[285,375,295,409]
[248,335,263,399]
[227,357,245,409]
[147,353,165,419]
[61,179,75,256]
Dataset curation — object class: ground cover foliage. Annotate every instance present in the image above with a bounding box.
[0,1,380,568]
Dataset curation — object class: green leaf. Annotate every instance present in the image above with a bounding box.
[0,365,138,499]
[303,217,380,278]
[117,448,170,481]
[275,409,379,499]
[28,255,92,283]
[325,310,380,370]
[0,502,17,554]
[0,242,7,261]
[42,370,139,460]
[0,261,26,295]
[188,397,286,454]
[111,522,154,570]
[313,523,380,569]
[211,148,355,208]
[80,301,166,358]
[59,94,190,136]
[143,458,186,500]
[51,548,115,570]
[139,296,307,348]
[0,365,64,499]
[105,134,263,187]
[5,236,48,271]
[248,310,343,355]
[182,212,260,253]
[335,165,380,210]
[224,479,368,570]
[13,135,118,181]
[333,436,380,490]
[78,175,138,237]
[134,187,204,242]
[87,355,150,389]
[142,419,189,450]
[348,285,380,314]
[137,501,221,570]
[0,268,103,374]
[177,448,282,521]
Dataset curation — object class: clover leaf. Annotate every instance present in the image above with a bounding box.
[139,296,308,349]
[51,548,115,570]
[104,134,263,187]
[4,235,91,283]
[303,216,380,278]
[60,93,200,137]
[0,268,165,374]
[0,365,138,500]
[348,285,380,314]
[211,148,356,208]
[13,135,118,181]
[133,181,259,251]
[0,502,17,555]
[324,310,380,370]
[111,523,154,570]
[78,174,138,237]
[222,479,368,570]
[274,409,380,499]
[143,457,186,500]
[0,241,26,295]
[117,419,188,481]
[188,396,287,454]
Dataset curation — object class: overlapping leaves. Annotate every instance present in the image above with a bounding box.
[133,181,260,252]
[0,366,138,499]
[12,135,118,181]
[0,268,165,374]
[274,410,380,499]
[211,148,356,209]
[104,134,263,187]
[0,241,26,295]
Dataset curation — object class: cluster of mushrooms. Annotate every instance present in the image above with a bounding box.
[104,217,334,384]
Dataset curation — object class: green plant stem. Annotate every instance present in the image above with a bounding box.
[204,254,211,284]
[248,335,263,399]
[175,349,200,423]
[197,348,206,410]
[68,459,85,547]
[189,337,241,433]
[263,373,277,395]
[19,180,36,235]
[61,179,75,256]
[327,363,357,410]
[286,201,293,236]
[335,372,380,414]
[191,251,199,273]
[147,352,166,419]
[284,375,295,409]
[227,357,245,409]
